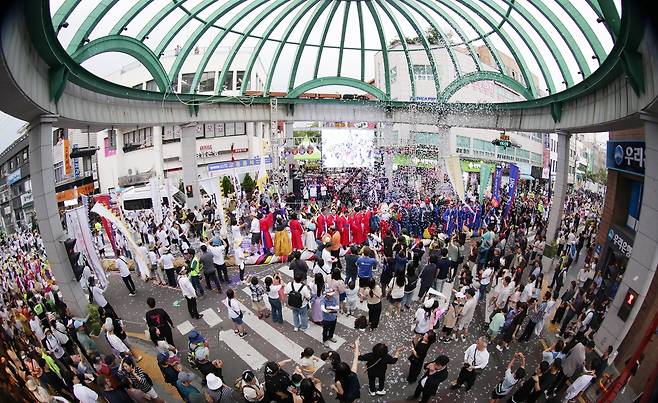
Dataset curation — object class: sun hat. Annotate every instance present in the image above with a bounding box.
[206,373,223,390]
[424,298,435,308]
[73,320,84,329]
[188,330,204,344]
[156,353,169,364]
[194,346,209,361]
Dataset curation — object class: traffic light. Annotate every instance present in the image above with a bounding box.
[491,139,513,148]
[63,238,83,281]
[618,288,638,321]
[185,185,194,198]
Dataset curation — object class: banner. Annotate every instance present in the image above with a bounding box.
[149,177,163,225]
[199,176,226,231]
[65,206,107,288]
[492,166,502,202]
[478,163,492,203]
[91,202,150,280]
[93,195,117,255]
[444,155,465,201]
[63,138,72,175]
[503,164,519,218]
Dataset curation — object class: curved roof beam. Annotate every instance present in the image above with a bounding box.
[412,0,482,72]
[393,0,462,79]
[287,1,333,92]
[432,0,505,74]
[65,0,118,54]
[337,1,351,77]
[263,0,323,95]
[190,0,276,93]
[356,2,366,81]
[489,0,574,87]
[451,0,539,96]
[52,0,80,33]
[438,71,533,102]
[523,0,591,77]
[375,0,417,100]
[553,0,606,63]
[312,1,343,80]
[476,0,557,92]
[71,35,169,92]
[287,77,388,100]
[238,0,309,95]
[136,0,184,42]
[110,0,151,35]
[168,0,246,86]
[154,0,217,57]
[365,1,391,98]
[595,0,621,39]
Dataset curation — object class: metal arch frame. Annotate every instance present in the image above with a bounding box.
[438,71,533,102]
[553,0,606,62]
[365,1,391,98]
[110,0,151,36]
[524,0,591,77]
[375,0,417,100]
[52,0,79,32]
[336,1,351,77]
[136,0,184,42]
[70,35,169,92]
[432,0,509,75]
[356,1,366,81]
[450,0,540,96]
[287,77,388,100]
[481,0,573,87]
[168,0,246,87]
[312,1,343,81]
[154,0,218,57]
[263,0,324,95]
[287,1,334,92]
[393,0,462,78]
[236,0,308,96]
[413,0,483,73]
[65,0,118,54]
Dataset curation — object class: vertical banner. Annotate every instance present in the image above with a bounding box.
[149,177,163,225]
[91,203,150,280]
[492,166,502,202]
[444,155,465,201]
[503,164,520,218]
[63,138,72,175]
[93,194,117,254]
[65,207,107,288]
[478,163,492,203]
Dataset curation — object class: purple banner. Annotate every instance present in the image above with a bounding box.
[493,166,502,202]
[503,164,519,218]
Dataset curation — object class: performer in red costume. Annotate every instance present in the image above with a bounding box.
[316,207,330,240]
[336,209,350,247]
[289,213,304,250]
[259,212,274,252]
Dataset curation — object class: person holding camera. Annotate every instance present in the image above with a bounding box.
[451,336,490,391]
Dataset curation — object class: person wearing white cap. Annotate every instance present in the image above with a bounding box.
[413,299,437,342]
[204,373,234,402]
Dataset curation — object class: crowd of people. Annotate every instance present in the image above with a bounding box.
[0,175,625,403]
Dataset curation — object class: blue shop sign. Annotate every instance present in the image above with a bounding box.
[607,226,633,258]
[606,141,645,176]
[207,156,272,172]
[7,169,21,185]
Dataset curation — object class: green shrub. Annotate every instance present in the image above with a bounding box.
[86,304,102,336]
[543,241,557,259]
[242,173,256,194]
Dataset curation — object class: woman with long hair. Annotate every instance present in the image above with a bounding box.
[387,270,406,317]
[309,273,325,324]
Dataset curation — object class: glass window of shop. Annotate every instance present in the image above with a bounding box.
[222,71,234,91]
[180,73,195,93]
[456,135,470,154]
[412,65,433,80]
[515,149,530,163]
[198,72,215,92]
[497,145,515,160]
[236,71,245,91]
[473,139,495,158]
[531,152,542,164]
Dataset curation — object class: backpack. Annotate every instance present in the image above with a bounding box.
[354,315,368,330]
[186,342,203,369]
[287,283,304,308]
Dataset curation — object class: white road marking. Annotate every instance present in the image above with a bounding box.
[218,330,268,370]
[241,287,346,350]
[201,308,222,328]
[176,320,195,335]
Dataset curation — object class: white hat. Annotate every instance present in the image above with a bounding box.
[104,317,114,332]
[424,298,435,308]
[454,292,466,299]
[206,373,223,390]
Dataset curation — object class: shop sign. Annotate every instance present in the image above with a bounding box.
[197,144,248,159]
[3,206,11,215]
[73,144,81,178]
[7,169,21,185]
[607,226,633,258]
[63,138,72,175]
[460,160,494,173]
[207,156,272,172]
[607,141,645,176]
[56,183,95,203]
[20,192,33,206]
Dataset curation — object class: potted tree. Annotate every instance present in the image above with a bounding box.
[242,173,256,200]
[221,175,234,196]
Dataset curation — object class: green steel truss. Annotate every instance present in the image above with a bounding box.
[37,0,626,108]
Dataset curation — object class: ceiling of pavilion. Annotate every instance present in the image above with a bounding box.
[45,0,620,104]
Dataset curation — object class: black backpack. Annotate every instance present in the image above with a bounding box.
[287,283,304,308]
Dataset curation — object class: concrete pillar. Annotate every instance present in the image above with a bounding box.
[180,123,201,208]
[546,131,571,243]
[152,125,164,179]
[594,113,658,353]
[29,115,88,318]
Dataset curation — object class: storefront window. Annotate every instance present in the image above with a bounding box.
[198,71,215,92]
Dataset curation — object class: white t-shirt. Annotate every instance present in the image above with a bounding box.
[242,379,265,402]
[266,284,283,299]
[494,368,518,396]
[209,245,225,265]
[159,253,174,270]
[106,333,129,353]
[480,268,493,286]
[116,258,130,277]
[73,383,99,403]
[250,219,260,234]
[520,283,534,303]
[224,298,243,319]
[414,308,432,333]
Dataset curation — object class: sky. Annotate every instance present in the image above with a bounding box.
[0,112,26,152]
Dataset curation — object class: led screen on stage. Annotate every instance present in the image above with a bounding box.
[321,128,374,168]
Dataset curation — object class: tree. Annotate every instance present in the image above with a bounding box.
[221,176,234,196]
[242,173,256,194]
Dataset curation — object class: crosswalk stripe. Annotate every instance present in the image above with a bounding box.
[240,287,346,350]
[200,308,222,328]
[237,304,307,364]
[218,330,268,370]
[176,320,195,336]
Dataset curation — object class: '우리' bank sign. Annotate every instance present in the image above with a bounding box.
[606,141,645,176]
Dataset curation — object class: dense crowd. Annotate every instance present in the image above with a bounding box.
[0,180,624,403]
